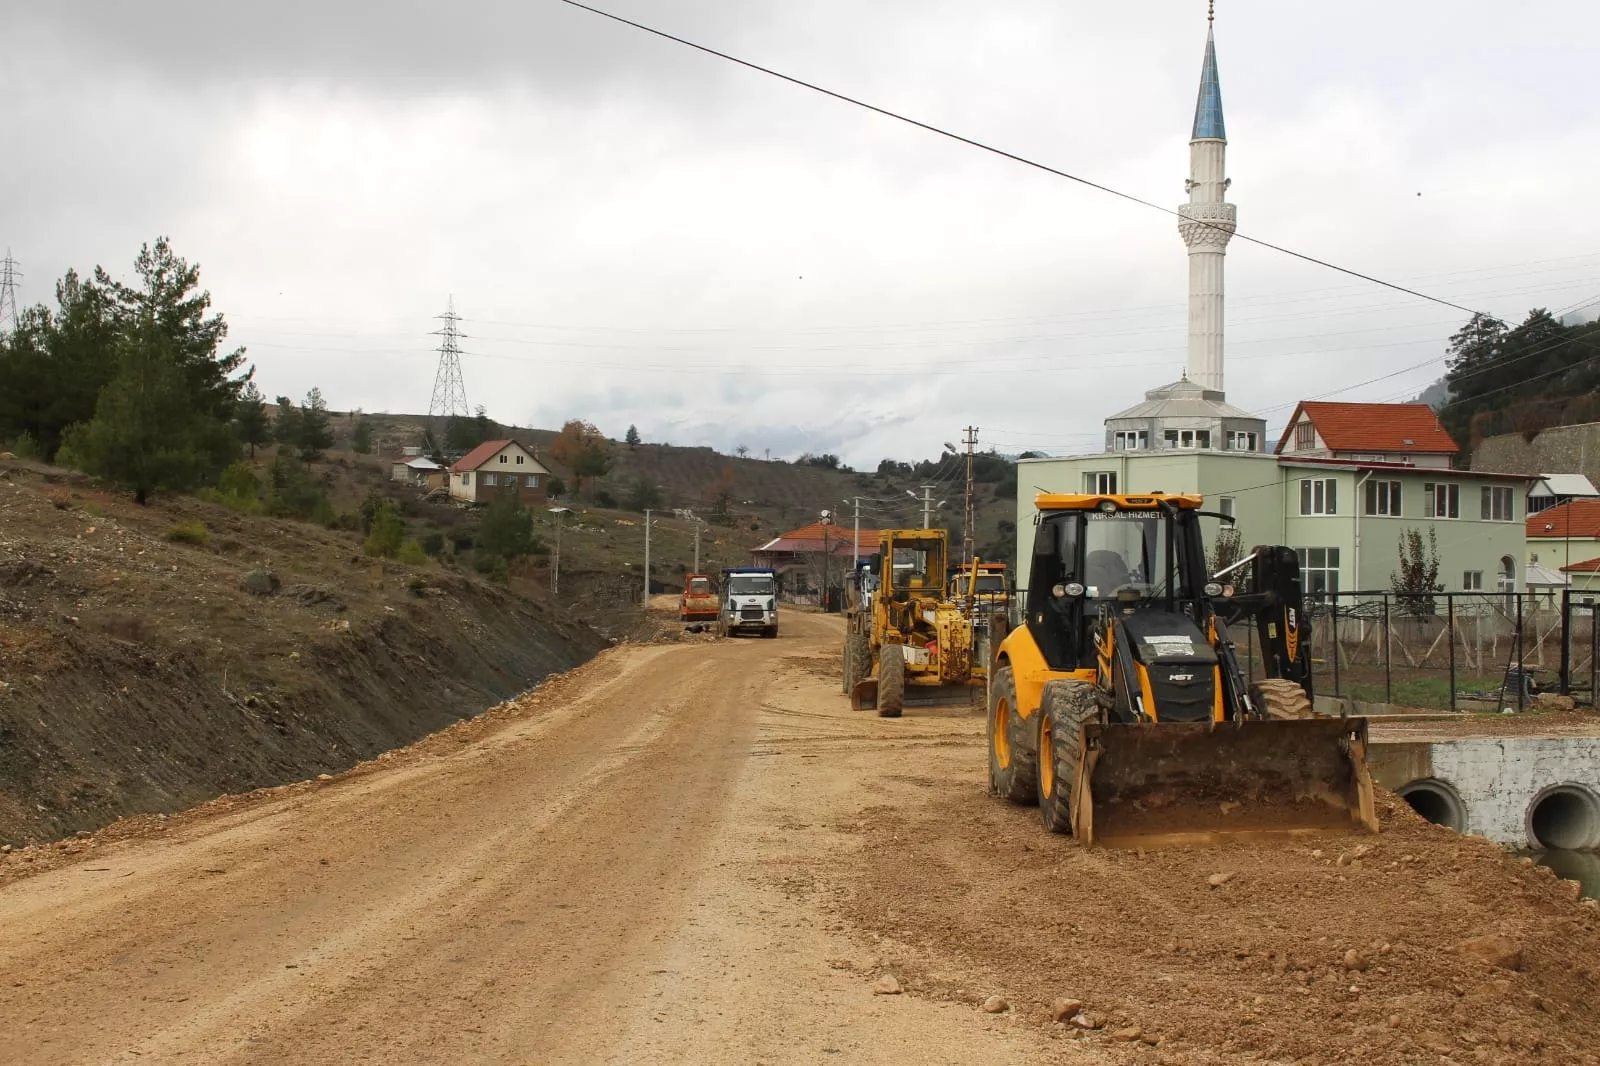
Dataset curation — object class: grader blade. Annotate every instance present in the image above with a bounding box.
[1072,718,1377,848]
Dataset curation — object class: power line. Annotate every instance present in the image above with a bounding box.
[553,0,1497,323]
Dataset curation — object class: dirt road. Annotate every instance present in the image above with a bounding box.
[4,611,1600,1065]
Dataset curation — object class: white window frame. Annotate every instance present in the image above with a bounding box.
[460,472,470,485]
[1113,430,1149,451]
[1294,422,1316,449]
[1228,431,1258,452]
[1423,482,1459,519]
[1218,496,1235,519]
[483,472,497,487]
[1482,486,1515,522]
[525,474,539,488]
[1085,471,1118,494]
[498,453,508,464]
[1362,479,1402,517]
[515,453,525,465]
[1462,570,1484,592]
[1296,547,1341,594]
[1299,478,1338,516]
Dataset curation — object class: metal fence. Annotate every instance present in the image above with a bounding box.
[1230,590,1565,713]
[1008,589,1568,713]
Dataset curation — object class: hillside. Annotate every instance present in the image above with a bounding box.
[0,459,607,843]
[354,412,1021,570]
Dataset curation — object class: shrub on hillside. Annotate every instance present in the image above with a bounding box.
[397,540,429,566]
[419,531,446,557]
[165,521,210,545]
[362,499,405,558]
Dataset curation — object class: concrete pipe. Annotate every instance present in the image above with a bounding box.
[1397,779,1467,833]
[1526,784,1600,851]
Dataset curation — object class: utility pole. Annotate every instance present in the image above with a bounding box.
[962,426,979,564]
[920,484,935,529]
[693,520,702,572]
[643,508,652,608]
[843,497,863,567]
[0,250,21,335]
[820,509,834,611]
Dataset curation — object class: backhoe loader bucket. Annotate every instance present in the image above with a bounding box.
[1071,717,1378,848]
[850,678,878,711]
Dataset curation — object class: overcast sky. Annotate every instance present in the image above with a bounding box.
[6,0,1600,468]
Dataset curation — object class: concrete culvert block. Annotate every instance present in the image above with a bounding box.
[1526,784,1600,851]
[1398,779,1467,833]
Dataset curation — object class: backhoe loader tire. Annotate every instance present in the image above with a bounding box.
[844,633,871,697]
[1037,680,1099,834]
[1251,678,1315,720]
[987,665,1037,804]
[877,643,906,718]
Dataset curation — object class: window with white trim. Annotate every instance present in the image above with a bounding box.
[515,453,525,465]
[1482,486,1515,522]
[1362,479,1402,517]
[1299,478,1337,515]
[1227,431,1258,452]
[1462,570,1483,591]
[459,472,470,485]
[1423,482,1459,519]
[498,453,508,464]
[1085,471,1117,494]
[1296,547,1340,594]
[1218,496,1235,519]
[1113,430,1149,451]
[525,475,539,488]
[1294,422,1316,449]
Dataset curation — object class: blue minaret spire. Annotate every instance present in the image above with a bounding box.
[1192,2,1226,141]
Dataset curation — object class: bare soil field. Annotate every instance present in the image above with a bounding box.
[2,607,1598,1064]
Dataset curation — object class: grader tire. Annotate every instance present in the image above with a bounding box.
[987,666,1036,804]
[1252,679,1315,720]
[1037,680,1100,834]
[844,634,871,695]
[877,644,907,718]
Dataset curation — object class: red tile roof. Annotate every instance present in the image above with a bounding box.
[1561,557,1600,574]
[1275,402,1460,455]
[753,522,881,556]
[451,439,517,472]
[1528,499,1600,539]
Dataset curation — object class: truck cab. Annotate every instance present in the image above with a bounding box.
[719,567,778,639]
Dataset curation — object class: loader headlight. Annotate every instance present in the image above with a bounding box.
[1098,499,1117,513]
[1203,581,1223,598]
[1064,582,1085,598]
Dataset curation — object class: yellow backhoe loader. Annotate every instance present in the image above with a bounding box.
[989,493,1377,847]
[844,528,976,717]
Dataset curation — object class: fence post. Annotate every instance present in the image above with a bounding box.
[1448,593,1456,714]
[1560,587,1572,696]
[1516,592,1526,712]
[1331,596,1340,698]
[1383,594,1392,706]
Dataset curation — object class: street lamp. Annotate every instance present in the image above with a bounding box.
[819,508,835,611]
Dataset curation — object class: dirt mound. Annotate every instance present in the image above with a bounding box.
[835,790,1600,1064]
[0,465,607,843]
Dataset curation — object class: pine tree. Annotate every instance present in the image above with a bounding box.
[65,318,236,504]
[235,381,272,458]
[297,387,334,466]
[94,238,249,422]
[625,424,641,448]
[352,416,373,454]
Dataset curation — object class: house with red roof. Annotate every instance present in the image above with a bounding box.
[1276,401,1460,469]
[448,439,552,506]
[1529,499,1600,592]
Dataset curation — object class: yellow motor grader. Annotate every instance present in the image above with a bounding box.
[844,528,976,717]
[988,492,1377,847]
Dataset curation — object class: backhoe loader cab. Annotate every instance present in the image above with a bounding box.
[990,493,1377,847]
[843,529,977,717]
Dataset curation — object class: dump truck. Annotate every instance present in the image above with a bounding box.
[679,573,719,632]
[719,566,778,639]
[988,492,1377,847]
[845,528,976,717]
